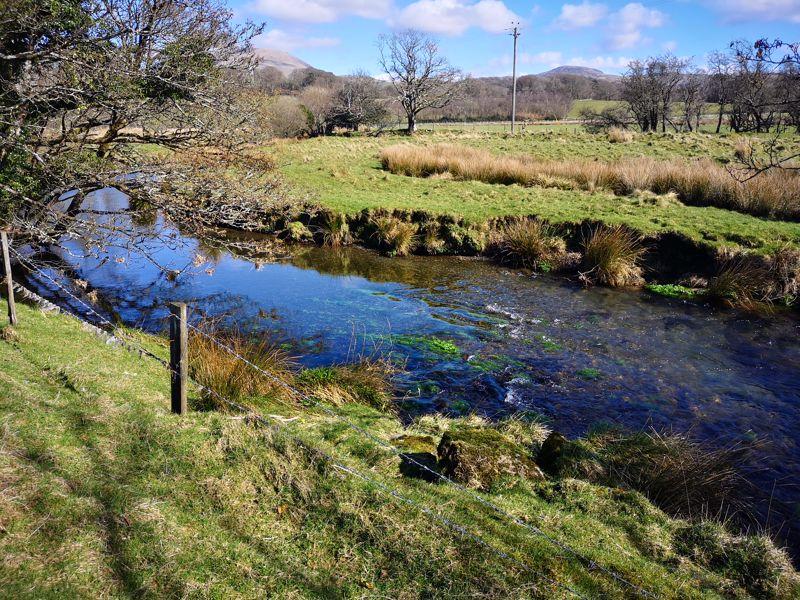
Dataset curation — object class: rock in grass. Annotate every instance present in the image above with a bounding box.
[394,434,442,482]
[437,427,544,490]
[536,431,606,481]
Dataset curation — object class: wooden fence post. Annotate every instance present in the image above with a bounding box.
[169,302,188,415]
[1,231,17,326]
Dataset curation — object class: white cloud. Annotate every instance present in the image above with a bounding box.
[247,0,391,23]
[567,55,632,70]
[394,0,520,35]
[662,40,677,52]
[254,29,340,52]
[553,2,608,29]
[520,51,564,67]
[606,3,666,50]
[704,0,800,23]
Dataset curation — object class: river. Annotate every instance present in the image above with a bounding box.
[24,187,800,555]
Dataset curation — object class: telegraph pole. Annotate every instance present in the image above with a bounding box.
[509,23,521,134]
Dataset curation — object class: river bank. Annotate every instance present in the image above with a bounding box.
[1,300,798,597]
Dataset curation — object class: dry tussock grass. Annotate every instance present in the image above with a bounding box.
[189,325,296,404]
[380,144,800,220]
[494,219,568,271]
[581,226,645,287]
[607,127,634,143]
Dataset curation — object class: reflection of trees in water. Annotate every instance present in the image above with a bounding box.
[289,246,466,289]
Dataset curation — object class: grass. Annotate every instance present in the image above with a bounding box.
[1,302,799,597]
[493,218,569,272]
[380,143,800,221]
[268,131,800,254]
[581,225,646,287]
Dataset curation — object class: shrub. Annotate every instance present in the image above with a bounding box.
[494,219,567,272]
[581,226,645,287]
[371,215,418,256]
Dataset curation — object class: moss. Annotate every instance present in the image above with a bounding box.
[283,220,313,242]
[673,522,800,599]
[438,427,544,490]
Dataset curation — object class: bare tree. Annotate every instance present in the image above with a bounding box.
[300,85,335,136]
[729,39,800,178]
[0,0,265,263]
[707,51,734,133]
[622,55,686,132]
[326,71,388,132]
[676,70,706,132]
[378,30,461,133]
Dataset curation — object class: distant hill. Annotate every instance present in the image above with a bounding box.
[539,66,620,80]
[252,48,311,75]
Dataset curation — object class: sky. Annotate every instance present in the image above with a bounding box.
[228,0,800,76]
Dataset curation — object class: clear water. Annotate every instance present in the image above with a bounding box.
[26,188,800,554]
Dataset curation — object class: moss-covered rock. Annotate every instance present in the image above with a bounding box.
[282,221,313,243]
[392,435,441,482]
[437,427,544,490]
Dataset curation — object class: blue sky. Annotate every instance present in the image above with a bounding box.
[229,0,800,76]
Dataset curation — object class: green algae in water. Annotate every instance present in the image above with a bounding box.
[469,354,526,373]
[576,368,602,380]
[393,334,461,357]
[645,284,702,300]
[534,334,563,352]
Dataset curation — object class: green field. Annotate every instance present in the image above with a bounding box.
[269,130,800,254]
[2,302,797,597]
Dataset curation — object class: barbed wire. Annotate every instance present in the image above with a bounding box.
[10,249,590,599]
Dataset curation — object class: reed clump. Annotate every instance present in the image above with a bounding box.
[494,219,568,272]
[380,144,800,220]
[189,324,296,405]
[371,215,418,256]
[317,210,352,247]
[581,226,645,287]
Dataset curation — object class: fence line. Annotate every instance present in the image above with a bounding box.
[11,250,590,599]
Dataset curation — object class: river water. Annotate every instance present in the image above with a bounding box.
[26,188,800,553]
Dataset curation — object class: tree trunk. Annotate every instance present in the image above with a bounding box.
[716,103,724,134]
[407,113,416,134]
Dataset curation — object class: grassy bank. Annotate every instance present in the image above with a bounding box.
[269,131,800,255]
[1,302,798,597]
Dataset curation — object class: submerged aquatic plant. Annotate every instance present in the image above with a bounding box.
[393,335,461,357]
[581,225,645,287]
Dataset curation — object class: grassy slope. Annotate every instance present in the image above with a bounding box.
[1,302,785,598]
[270,131,800,253]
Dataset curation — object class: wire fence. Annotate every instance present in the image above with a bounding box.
[9,247,659,599]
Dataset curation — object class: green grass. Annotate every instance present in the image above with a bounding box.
[269,131,800,254]
[567,100,625,119]
[1,303,798,598]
